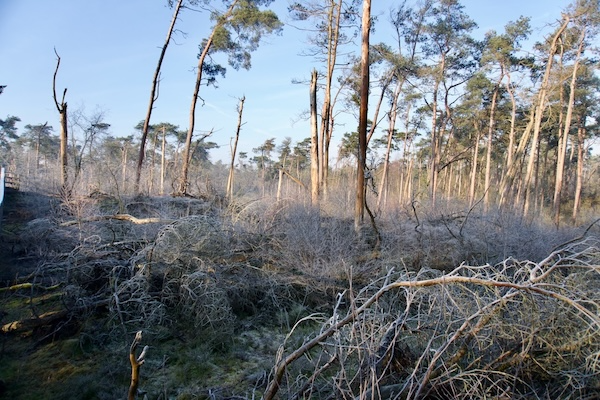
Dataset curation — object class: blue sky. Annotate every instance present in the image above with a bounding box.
[0,0,569,163]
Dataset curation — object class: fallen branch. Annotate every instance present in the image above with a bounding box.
[1,299,108,334]
[60,214,173,227]
[0,282,62,293]
[263,263,600,400]
[1,309,68,334]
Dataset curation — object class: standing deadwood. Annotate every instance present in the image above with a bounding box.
[135,0,184,194]
[52,48,68,194]
[128,330,149,400]
[354,0,371,231]
[310,69,320,207]
[227,95,246,200]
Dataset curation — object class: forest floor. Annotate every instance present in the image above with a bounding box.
[0,189,598,399]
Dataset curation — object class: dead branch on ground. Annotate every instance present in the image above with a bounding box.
[60,213,173,226]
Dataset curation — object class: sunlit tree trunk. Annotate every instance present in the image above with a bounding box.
[484,81,500,211]
[319,0,343,199]
[160,126,166,195]
[310,69,320,207]
[504,68,517,179]
[523,16,569,216]
[468,120,481,207]
[354,0,370,231]
[572,123,585,222]
[553,27,585,226]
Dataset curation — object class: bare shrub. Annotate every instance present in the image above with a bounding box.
[177,271,234,335]
[109,270,168,330]
[266,204,357,278]
[265,237,600,400]
[146,215,229,266]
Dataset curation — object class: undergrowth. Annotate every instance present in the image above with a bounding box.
[0,191,597,399]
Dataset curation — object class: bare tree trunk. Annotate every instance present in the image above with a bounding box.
[179,2,238,195]
[149,129,158,195]
[429,83,441,207]
[502,68,517,195]
[227,96,245,200]
[468,122,480,207]
[122,145,128,193]
[160,126,166,195]
[276,168,284,201]
[523,16,569,216]
[354,0,370,231]
[310,69,320,207]
[376,78,402,212]
[572,124,585,222]
[484,82,500,211]
[135,0,183,194]
[53,49,68,194]
[554,27,585,226]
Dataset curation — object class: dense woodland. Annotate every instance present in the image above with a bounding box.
[1,0,600,399]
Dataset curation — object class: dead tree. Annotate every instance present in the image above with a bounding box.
[53,48,68,194]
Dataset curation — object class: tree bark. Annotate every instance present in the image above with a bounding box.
[354,0,371,231]
[135,0,183,194]
[572,124,585,222]
[310,69,320,207]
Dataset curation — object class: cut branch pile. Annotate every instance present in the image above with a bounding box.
[265,237,600,400]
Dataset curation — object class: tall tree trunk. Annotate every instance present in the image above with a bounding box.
[484,81,500,211]
[179,1,238,195]
[429,80,441,207]
[319,0,343,198]
[376,76,403,212]
[523,16,570,216]
[122,145,128,192]
[553,27,585,226]
[572,124,585,222]
[310,69,320,207]
[160,127,166,195]
[135,0,183,194]
[503,68,517,185]
[52,49,68,194]
[354,0,370,231]
[149,129,158,195]
[468,120,481,207]
[227,96,245,200]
